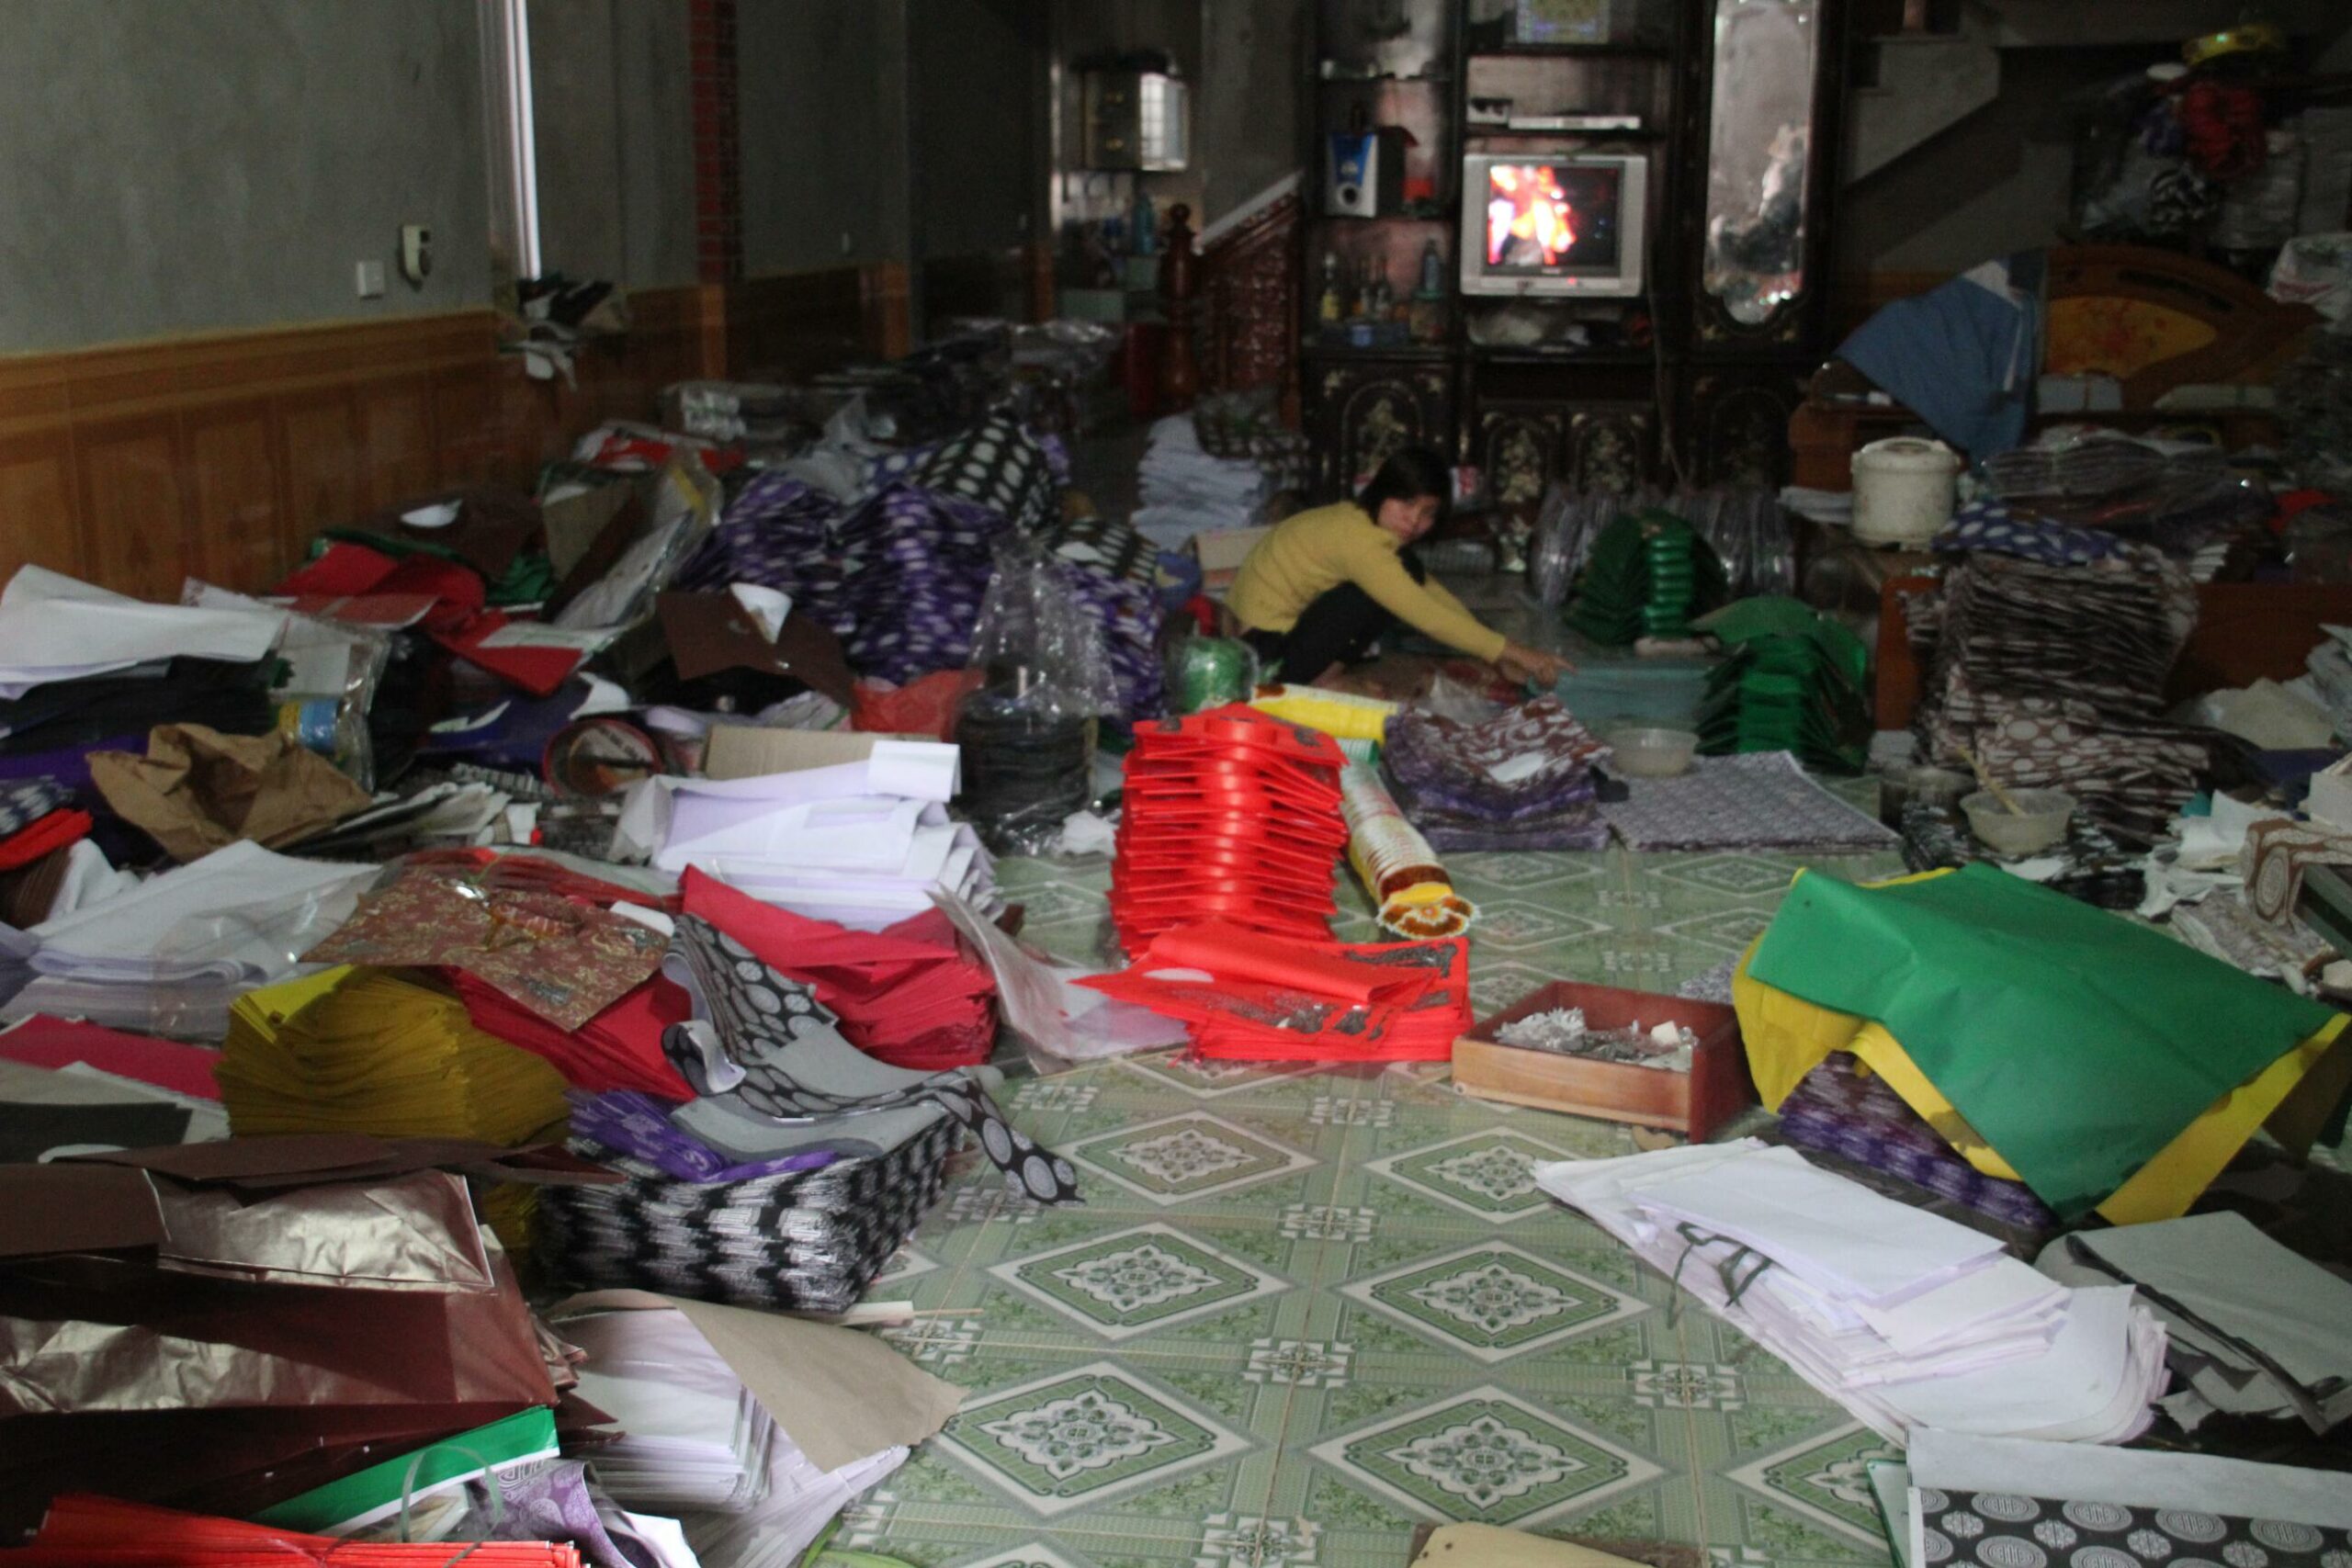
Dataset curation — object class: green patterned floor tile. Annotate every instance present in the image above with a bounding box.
[870,827,1911,1568]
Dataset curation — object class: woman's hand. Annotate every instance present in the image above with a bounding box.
[1495,641,1576,687]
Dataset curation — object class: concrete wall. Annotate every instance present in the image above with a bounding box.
[739,0,913,273]
[530,0,700,288]
[910,0,1049,258]
[0,0,492,352]
[1197,0,1312,223]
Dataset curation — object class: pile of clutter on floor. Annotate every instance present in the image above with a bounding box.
[2,316,2351,1567]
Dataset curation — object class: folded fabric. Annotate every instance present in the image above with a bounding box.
[1600,750,1898,853]
[0,1015,226,1101]
[2240,815,2352,924]
[304,867,669,1033]
[88,724,375,863]
[681,867,993,1069]
[1738,863,2350,1222]
[660,913,1075,1203]
[0,806,89,871]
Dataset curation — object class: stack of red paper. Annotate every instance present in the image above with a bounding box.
[683,869,996,1069]
[455,971,695,1099]
[3,1496,582,1567]
[1111,705,1349,954]
[1082,919,1472,1063]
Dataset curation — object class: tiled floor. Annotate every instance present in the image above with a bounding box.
[844,829,1917,1568]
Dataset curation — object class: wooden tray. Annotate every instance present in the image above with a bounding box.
[1452,980,1754,1140]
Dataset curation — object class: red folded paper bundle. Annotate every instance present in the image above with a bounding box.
[683,868,996,1069]
[3,1495,582,1567]
[1083,920,1472,1063]
[0,807,91,872]
[455,972,695,1099]
[1110,705,1349,955]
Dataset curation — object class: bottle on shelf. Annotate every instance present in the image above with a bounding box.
[1416,236,1445,299]
[1317,251,1344,322]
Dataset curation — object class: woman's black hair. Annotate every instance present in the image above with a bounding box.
[1355,445,1453,524]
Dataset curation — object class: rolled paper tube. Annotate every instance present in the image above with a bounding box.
[1340,765,1475,939]
[1250,683,1399,744]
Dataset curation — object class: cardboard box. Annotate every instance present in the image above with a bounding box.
[702,726,930,783]
[1451,980,1754,1139]
[1188,525,1272,594]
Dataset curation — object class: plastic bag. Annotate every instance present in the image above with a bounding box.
[966,536,1121,722]
[852,668,983,740]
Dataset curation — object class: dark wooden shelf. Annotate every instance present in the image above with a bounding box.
[1467,41,1676,58]
[1302,342,1456,362]
[1317,73,1450,86]
[1469,346,1668,367]
[1465,125,1666,141]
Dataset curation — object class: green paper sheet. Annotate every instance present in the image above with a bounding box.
[1747,863,2341,1219]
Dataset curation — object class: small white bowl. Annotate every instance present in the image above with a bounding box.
[1962,788,2074,857]
[1609,728,1699,779]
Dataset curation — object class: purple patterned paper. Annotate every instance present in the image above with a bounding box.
[569,1089,838,1183]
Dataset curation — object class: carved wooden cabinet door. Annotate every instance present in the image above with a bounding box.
[1564,402,1657,495]
[1308,357,1456,496]
[1472,401,1569,516]
[1684,369,1804,488]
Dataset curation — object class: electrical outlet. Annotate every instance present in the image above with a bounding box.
[354,260,387,299]
[399,223,433,287]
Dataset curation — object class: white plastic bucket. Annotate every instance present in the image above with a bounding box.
[1850,437,1962,546]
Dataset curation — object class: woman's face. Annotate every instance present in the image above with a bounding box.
[1376,494,1442,544]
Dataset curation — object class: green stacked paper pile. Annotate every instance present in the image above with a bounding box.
[1563,510,1728,646]
[1692,597,1872,773]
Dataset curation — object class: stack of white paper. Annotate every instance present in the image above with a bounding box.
[1133,413,1271,550]
[1534,1142,2166,1445]
[0,565,285,700]
[0,841,377,1039]
[644,743,996,929]
[555,1295,957,1568]
[2040,1210,2352,1434]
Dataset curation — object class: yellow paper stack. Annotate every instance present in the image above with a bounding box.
[220,966,571,1250]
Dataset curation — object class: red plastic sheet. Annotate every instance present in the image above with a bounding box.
[3,1495,582,1567]
[1109,705,1349,954]
[1084,923,1472,1063]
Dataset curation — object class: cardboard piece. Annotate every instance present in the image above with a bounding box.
[549,1289,963,1474]
[1188,525,1271,592]
[0,1161,166,1260]
[541,480,645,581]
[657,592,857,708]
[87,725,376,863]
[703,725,923,783]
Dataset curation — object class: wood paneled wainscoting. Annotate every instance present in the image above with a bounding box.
[0,263,909,599]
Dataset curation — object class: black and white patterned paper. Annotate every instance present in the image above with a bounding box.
[1915,1487,2352,1568]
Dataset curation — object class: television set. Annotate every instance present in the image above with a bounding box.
[1459,152,1648,299]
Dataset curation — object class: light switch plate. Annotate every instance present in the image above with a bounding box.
[354,260,387,298]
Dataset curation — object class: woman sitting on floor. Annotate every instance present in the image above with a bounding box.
[1228,446,1574,687]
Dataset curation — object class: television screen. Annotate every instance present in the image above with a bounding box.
[1481,162,1623,274]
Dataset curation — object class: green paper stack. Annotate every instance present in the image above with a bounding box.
[1563,510,1728,647]
[1693,596,1872,773]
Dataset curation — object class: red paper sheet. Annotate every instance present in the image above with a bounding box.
[0,1017,224,1100]
[681,868,996,1069]
[0,808,91,872]
[6,1495,582,1567]
[1083,927,1470,1064]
